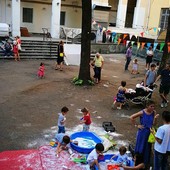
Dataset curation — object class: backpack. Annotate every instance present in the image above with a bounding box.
[5,43,11,50]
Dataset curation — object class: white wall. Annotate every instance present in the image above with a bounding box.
[0,0,12,25]
[21,2,51,33]
[62,7,82,28]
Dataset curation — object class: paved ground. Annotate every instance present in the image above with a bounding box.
[0,54,169,166]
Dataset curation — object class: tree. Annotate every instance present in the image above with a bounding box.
[78,0,92,85]
[159,9,170,73]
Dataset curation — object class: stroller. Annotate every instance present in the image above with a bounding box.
[124,83,156,109]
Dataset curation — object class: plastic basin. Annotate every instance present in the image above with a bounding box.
[70,131,102,154]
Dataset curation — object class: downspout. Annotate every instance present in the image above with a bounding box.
[146,0,151,30]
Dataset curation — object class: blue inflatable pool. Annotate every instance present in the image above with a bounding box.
[70,131,102,154]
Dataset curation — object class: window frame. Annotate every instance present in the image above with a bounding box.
[22,8,33,23]
[159,8,169,30]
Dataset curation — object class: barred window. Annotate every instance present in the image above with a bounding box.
[159,8,169,30]
[23,8,33,23]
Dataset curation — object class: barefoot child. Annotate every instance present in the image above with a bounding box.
[110,146,128,165]
[113,81,127,110]
[37,62,45,78]
[131,58,139,74]
[80,107,92,131]
[55,133,72,157]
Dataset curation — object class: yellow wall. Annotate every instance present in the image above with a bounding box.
[149,0,170,28]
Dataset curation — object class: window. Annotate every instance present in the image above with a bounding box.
[60,12,65,25]
[159,8,169,30]
[23,8,33,23]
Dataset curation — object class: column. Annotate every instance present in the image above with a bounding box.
[51,0,61,38]
[132,0,146,29]
[116,0,128,28]
[12,0,21,37]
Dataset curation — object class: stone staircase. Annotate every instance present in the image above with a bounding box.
[0,40,60,59]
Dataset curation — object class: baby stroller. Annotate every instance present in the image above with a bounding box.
[124,84,156,108]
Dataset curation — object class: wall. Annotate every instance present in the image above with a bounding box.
[148,0,170,29]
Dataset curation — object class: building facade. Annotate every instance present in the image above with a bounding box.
[0,0,169,39]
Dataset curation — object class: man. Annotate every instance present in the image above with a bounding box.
[125,46,132,71]
[92,52,104,84]
[155,63,170,108]
[144,63,157,88]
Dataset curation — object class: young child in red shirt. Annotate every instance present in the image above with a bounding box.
[13,41,19,61]
[37,62,45,78]
[80,107,92,131]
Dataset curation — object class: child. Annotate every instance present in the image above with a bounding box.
[57,106,69,133]
[121,153,145,170]
[153,111,170,170]
[37,62,45,78]
[55,133,72,157]
[113,81,127,110]
[131,58,139,74]
[87,143,104,170]
[13,40,19,61]
[110,146,128,165]
[80,107,92,131]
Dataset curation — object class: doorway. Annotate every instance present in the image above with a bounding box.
[125,0,137,28]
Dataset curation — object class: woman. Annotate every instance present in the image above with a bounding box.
[146,46,153,70]
[55,40,65,71]
[130,100,159,167]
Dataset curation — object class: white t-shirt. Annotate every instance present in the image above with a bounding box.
[154,124,170,153]
[147,50,153,56]
[87,149,98,164]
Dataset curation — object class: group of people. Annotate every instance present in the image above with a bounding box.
[1,36,21,61]
[130,101,170,170]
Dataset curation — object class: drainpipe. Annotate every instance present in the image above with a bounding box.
[146,0,151,30]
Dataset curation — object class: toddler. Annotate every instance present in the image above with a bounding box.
[113,81,127,110]
[80,107,92,131]
[110,146,128,165]
[131,58,139,74]
[87,143,104,170]
[55,133,72,157]
[57,106,69,133]
[13,40,19,61]
[37,62,45,78]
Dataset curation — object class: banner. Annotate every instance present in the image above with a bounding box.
[118,38,121,45]
[153,43,158,51]
[140,32,144,37]
[137,42,140,49]
[160,42,165,52]
[147,43,151,48]
[141,42,145,49]
[168,42,170,53]
[123,34,128,39]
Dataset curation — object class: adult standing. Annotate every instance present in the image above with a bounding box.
[91,52,104,84]
[144,63,157,89]
[55,40,65,71]
[146,46,154,70]
[130,100,159,167]
[125,46,132,71]
[155,63,170,108]
[2,39,13,57]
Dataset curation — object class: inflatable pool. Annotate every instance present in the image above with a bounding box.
[70,131,102,154]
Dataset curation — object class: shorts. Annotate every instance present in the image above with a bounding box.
[83,124,90,131]
[146,56,153,64]
[57,56,64,64]
[159,84,170,95]
[58,126,65,133]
